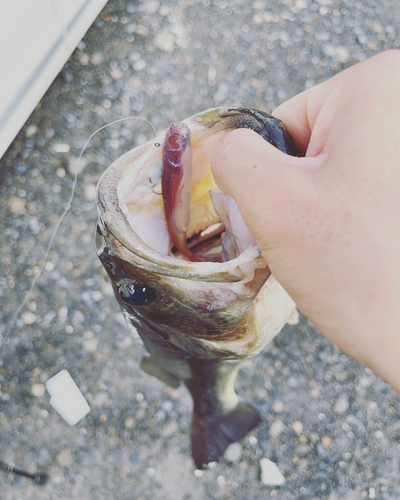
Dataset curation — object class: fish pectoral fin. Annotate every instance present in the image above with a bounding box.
[191,402,262,469]
[140,356,181,389]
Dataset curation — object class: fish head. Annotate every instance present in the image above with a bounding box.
[96,107,298,359]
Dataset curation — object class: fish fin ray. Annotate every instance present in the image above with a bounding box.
[191,402,261,468]
[140,356,181,389]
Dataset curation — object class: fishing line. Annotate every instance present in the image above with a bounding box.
[1,116,157,349]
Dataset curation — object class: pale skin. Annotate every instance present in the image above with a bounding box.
[211,51,400,393]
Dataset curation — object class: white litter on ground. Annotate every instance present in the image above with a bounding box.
[46,370,90,425]
[260,458,286,486]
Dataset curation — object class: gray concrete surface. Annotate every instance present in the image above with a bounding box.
[1,0,400,498]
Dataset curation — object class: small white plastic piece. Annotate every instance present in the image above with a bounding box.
[46,370,90,425]
[260,458,286,486]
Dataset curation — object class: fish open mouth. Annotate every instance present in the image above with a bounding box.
[116,119,256,265]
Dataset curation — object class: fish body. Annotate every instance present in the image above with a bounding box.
[95,107,299,468]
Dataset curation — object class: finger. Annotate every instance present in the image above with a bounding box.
[272,78,338,157]
[272,51,400,158]
[211,128,323,251]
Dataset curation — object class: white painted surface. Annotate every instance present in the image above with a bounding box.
[0,0,108,159]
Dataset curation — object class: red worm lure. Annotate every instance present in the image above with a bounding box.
[161,122,201,262]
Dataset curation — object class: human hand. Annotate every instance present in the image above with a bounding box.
[211,51,400,392]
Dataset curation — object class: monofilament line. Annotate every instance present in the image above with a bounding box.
[1,116,157,348]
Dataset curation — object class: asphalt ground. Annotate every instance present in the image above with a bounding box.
[1,0,400,498]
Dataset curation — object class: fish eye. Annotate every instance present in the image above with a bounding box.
[118,282,156,306]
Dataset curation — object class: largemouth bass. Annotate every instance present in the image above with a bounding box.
[95,107,299,468]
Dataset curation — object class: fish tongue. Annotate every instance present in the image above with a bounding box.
[209,190,256,261]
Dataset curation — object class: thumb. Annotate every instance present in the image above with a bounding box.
[210,128,322,256]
